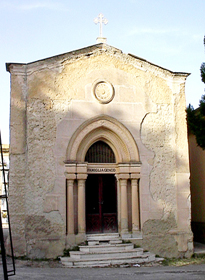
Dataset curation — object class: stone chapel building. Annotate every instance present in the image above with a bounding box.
[6,43,193,258]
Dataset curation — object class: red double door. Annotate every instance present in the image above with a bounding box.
[86,174,118,233]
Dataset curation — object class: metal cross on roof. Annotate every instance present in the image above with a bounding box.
[94,13,108,38]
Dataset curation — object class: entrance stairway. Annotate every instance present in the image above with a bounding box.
[60,233,159,268]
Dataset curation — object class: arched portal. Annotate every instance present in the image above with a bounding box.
[64,115,141,238]
[66,115,140,162]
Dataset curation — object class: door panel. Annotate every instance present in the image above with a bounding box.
[86,174,117,233]
[86,175,101,233]
[102,175,117,232]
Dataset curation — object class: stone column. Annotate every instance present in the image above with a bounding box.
[76,163,87,243]
[76,163,87,232]
[67,179,75,234]
[78,178,86,234]
[120,179,128,234]
[131,178,140,233]
[116,176,121,232]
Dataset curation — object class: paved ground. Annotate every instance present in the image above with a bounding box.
[1,260,205,280]
[1,263,205,280]
[1,242,205,279]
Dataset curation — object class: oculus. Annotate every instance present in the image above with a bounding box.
[93,80,114,104]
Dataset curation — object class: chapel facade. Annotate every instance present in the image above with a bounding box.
[6,43,193,258]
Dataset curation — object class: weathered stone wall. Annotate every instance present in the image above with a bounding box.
[8,65,27,256]
[7,44,193,258]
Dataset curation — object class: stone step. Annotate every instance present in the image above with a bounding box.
[79,243,134,253]
[70,248,144,260]
[61,252,156,268]
[86,233,120,242]
[86,233,122,245]
[109,239,122,244]
[60,233,160,268]
[88,239,122,246]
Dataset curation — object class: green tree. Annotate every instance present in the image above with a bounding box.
[187,36,205,149]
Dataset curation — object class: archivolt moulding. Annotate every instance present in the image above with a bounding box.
[66,115,140,163]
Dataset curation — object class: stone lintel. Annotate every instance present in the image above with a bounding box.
[118,164,130,174]
[117,163,141,174]
[76,163,88,174]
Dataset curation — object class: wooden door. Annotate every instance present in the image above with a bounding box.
[86,174,117,233]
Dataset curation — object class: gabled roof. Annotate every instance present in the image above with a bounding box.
[6,43,190,78]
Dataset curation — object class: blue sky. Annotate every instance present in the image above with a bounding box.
[0,0,205,143]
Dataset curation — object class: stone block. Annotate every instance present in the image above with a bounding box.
[65,163,77,174]
[117,164,130,174]
[130,173,140,179]
[177,192,190,209]
[177,208,190,230]
[71,101,102,120]
[43,195,59,213]
[141,194,150,211]
[129,164,141,174]
[176,173,190,192]
[9,195,25,214]
[77,174,88,180]
[11,237,26,257]
[54,138,68,157]
[66,234,76,248]
[118,173,130,180]
[53,176,66,194]
[64,173,76,180]
[10,124,26,154]
[175,234,188,252]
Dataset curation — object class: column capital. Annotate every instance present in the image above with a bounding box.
[77,174,88,180]
[116,173,130,180]
[130,174,140,179]
[64,173,76,180]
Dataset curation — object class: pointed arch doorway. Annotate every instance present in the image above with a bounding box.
[85,141,118,233]
[65,115,141,238]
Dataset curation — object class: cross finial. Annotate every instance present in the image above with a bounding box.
[94,13,108,44]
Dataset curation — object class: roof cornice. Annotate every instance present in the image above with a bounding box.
[6,43,190,79]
